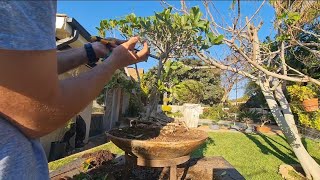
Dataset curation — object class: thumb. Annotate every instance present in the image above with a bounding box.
[123,36,139,50]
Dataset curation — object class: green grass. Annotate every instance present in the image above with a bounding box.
[192,132,320,180]
[48,142,123,171]
[49,132,320,180]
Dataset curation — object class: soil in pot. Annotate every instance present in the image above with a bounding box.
[108,123,205,142]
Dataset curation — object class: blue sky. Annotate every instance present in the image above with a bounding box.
[58,1,276,100]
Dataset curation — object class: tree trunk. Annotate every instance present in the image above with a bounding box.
[145,58,163,119]
[259,79,320,180]
[221,86,233,103]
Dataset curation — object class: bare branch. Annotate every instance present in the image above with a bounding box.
[196,51,257,80]
[235,0,266,38]
[232,43,320,85]
[292,26,320,38]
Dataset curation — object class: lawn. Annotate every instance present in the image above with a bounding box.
[49,132,320,180]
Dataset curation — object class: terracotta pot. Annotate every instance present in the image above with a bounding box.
[302,98,319,112]
[256,126,271,133]
[106,130,208,160]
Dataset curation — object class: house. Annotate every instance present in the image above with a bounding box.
[126,67,144,81]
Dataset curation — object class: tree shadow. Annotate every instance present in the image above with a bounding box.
[244,133,298,164]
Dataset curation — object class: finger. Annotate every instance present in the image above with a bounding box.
[114,39,127,45]
[104,38,127,46]
[123,36,139,50]
[136,41,149,62]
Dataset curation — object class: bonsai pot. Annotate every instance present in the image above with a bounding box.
[106,129,208,160]
[256,125,271,133]
[302,98,319,112]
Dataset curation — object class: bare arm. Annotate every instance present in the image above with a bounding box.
[57,42,112,74]
[0,37,148,138]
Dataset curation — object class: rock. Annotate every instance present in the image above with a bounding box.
[230,125,240,131]
[245,127,253,133]
[279,164,305,180]
[210,124,220,130]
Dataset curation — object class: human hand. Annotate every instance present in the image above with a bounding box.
[107,36,149,69]
[92,38,127,58]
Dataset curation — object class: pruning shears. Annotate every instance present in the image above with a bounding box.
[90,36,160,60]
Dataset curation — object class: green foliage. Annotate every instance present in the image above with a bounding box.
[161,105,172,112]
[227,104,240,114]
[96,70,135,106]
[287,85,316,101]
[126,94,143,117]
[296,111,320,130]
[174,80,204,104]
[238,110,262,123]
[277,12,301,25]
[142,59,223,105]
[98,7,223,59]
[140,67,157,98]
[200,105,227,121]
[287,84,320,130]
[166,110,183,118]
[157,60,190,94]
[179,59,223,105]
[242,81,267,108]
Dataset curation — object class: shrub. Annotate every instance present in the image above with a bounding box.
[227,104,240,114]
[162,105,172,112]
[174,80,204,104]
[288,84,320,130]
[238,110,262,123]
[166,110,183,118]
[287,85,316,102]
[126,95,143,117]
[200,105,227,121]
[296,111,320,131]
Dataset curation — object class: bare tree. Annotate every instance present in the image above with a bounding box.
[163,0,320,178]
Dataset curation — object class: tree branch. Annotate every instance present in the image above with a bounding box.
[196,51,257,80]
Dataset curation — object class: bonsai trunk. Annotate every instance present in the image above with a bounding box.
[259,79,320,180]
[145,58,163,119]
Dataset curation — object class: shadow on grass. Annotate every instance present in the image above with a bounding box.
[244,133,298,165]
[191,137,215,158]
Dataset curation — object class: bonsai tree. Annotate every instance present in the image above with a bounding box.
[97,7,223,120]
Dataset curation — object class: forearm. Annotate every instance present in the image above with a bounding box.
[57,42,108,74]
[0,37,148,139]
[57,47,88,74]
[39,58,119,137]
[5,57,119,138]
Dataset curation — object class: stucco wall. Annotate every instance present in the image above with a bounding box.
[79,102,93,143]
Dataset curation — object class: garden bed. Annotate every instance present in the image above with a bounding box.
[52,150,244,180]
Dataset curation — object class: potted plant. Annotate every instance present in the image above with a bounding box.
[98,7,223,160]
[256,115,271,133]
[287,85,318,112]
